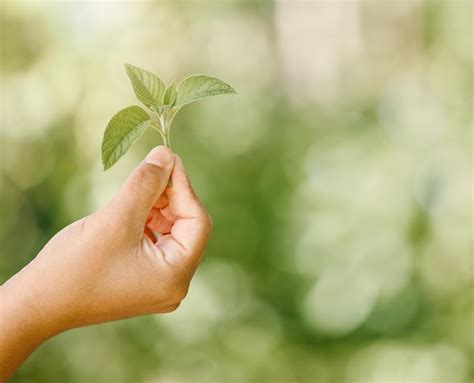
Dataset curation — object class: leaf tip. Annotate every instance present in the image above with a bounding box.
[101,155,110,171]
[124,63,133,73]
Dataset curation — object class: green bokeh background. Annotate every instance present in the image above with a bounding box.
[1,1,472,382]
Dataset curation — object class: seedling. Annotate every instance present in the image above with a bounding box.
[101,64,236,170]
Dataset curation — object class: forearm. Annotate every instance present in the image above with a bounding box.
[0,266,59,382]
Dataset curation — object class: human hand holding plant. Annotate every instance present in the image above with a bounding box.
[1,146,212,380]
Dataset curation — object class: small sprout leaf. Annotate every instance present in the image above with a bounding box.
[163,82,177,106]
[102,106,151,170]
[124,64,165,110]
[176,75,236,107]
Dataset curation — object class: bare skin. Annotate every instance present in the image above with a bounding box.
[0,146,212,382]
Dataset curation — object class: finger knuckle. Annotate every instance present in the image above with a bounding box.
[200,212,213,235]
[162,302,180,313]
[167,275,190,305]
[206,213,214,230]
[174,281,190,303]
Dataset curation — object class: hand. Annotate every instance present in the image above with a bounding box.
[0,146,212,380]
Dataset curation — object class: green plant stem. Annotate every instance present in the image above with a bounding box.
[151,121,173,187]
[162,133,170,148]
[159,115,171,148]
[151,124,167,147]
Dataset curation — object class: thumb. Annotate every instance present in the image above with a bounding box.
[108,146,174,225]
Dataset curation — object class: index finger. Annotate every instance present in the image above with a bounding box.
[156,156,212,270]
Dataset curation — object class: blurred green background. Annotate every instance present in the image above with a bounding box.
[1,1,472,382]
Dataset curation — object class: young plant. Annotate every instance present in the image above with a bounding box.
[101,63,236,170]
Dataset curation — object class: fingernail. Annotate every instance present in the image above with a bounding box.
[144,146,173,168]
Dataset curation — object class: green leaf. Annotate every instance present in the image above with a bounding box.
[176,75,236,107]
[162,82,177,106]
[124,64,165,110]
[102,106,151,170]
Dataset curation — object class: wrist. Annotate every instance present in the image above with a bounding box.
[10,264,72,330]
[0,264,63,358]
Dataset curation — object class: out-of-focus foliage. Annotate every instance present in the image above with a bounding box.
[0,1,472,382]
